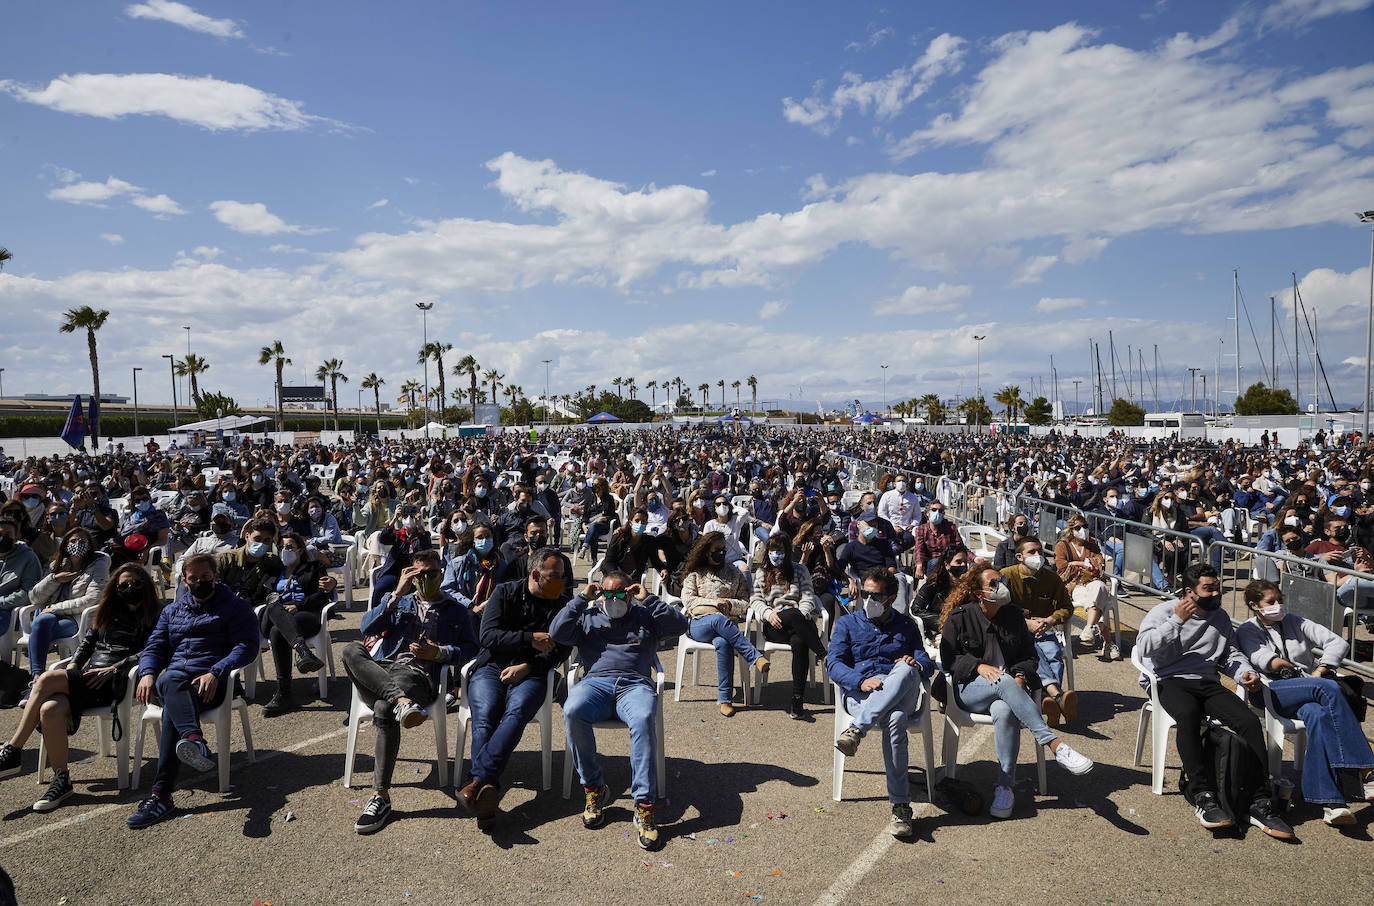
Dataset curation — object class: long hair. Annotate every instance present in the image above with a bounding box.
[93,563,162,630]
[938,559,996,632]
[50,525,97,574]
[760,533,795,594]
[681,532,727,578]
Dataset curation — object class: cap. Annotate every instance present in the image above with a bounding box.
[19,484,43,497]
[1328,493,1353,507]
[856,510,878,523]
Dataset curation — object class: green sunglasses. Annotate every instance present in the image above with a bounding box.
[602,590,629,600]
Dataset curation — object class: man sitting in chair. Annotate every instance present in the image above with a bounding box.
[1000,537,1076,727]
[343,549,478,835]
[550,570,688,852]
[457,546,571,823]
[126,554,258,829]
[829,568,935,838]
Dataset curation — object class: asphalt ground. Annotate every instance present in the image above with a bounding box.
[1,564,1371,906]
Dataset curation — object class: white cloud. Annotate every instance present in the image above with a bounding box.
[783,33,967,134]
[1010,255,1058,285]
[191,246,221,259]
[871,283,972,315]
[47,177,142,206]
[1062,236,1110,264]
[266,244,309,254]
[367,198,389,209]
[700,169,717,177]
[846,25,894,52]
[1034,297,1089,312]
[210,200,324,235]
[0,73,338,132]
[130,193,187,217]
[99,233,124,245]
[125,1,242,39]
[759,299,790,320]
[1261,0,1374,29]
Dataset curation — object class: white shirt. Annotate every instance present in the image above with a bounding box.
[703,514,748,562]
[877,489,921,530]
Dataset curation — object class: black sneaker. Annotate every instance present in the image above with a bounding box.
[261,693,294,718]
[294,643,324,675]
[32,770,73,812]
[175,736,215,773]
[127,795,175,829]
[0,742,22,779]
[1193,791,1232,829]
[354,793,392,835]
[787,696,808,720]
[1249,798,1297,840]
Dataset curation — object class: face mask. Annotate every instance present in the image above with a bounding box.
[454,520,468,534]
[929,511,943,525]
[535,483,546,493]
[308,507,323,520]
[1194,593,1223,612]
[948,564,968,578]
[1072,527,1088,541]
[894,481,907,493]
[986,583,1011,606]
[275,502,292,515]
[1013,523,1029,537]
[1023,553,1045,572]
[1177,491,1190,501]
[716,505,730,518]
[631,522,646,535]
[134,500,151,513]
[862,595,887,619]
[66,539,89,559]
[247,541,270,558]
[602,595,630,619]
[116,581,144,603]
[576,482,586,491]
[1362,482,1370,492]
[540,576,564,599]
[692,499,705,509]
[474,537,494,555]
[527,535,546,549]
[190,578,215,600]
[1104,498,1119,509]
[252,475,265,485]
[415,576,440,599]
[767,550,785,566]
[0,536,13,555]
[281,548,299,567]
[403,517,418,531]
[1335,506,1351,518]
[1259,602,1285,621]
[1283,515,1300,528]
[915,481,925,491]
[475,487,488,498]
[1333,527,1351,544]
[861,525,877,540]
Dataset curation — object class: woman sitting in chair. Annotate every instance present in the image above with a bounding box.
[748,535,827,720]
[260,533,332,718]
[26,527,111,690]
[680,534,768,717]
[938,561,1093,819]
[602,508,664,584]
[911,546,969,639]
[441,523,509,635]
[1055,515,1119,660]
[1235,579,1374,827]
[0,563,159,812]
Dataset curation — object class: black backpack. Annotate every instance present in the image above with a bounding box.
[1181,723,1267,828]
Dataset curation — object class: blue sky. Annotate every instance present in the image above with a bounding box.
[2,0,1373,415]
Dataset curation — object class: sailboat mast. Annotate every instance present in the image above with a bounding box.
[1233,268,1241,400]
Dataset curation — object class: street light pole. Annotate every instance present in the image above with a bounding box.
[0,368,5,401]
[880,363,888,417]
[972,335,986,432]
[132,367,142,435]
[1072,379,1081,419]
[415,301,434,438]
[182,325,191,409]
[161,354,178,432]
[542,359,552,427]
[1358,211,1374,443]
[356,387,363,435]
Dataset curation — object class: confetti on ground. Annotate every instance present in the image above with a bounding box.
[725,836,736,843]
[746,895,763,900]
[729,870,741,877]
[777,812,787,819]
[712,736,721,740]
[1212,850,1222,854]
[741,834,749,838]
[768,871,782,875]
[625,831,631,838]
[641,860,652,867]
[347,799,360,804]
[77,816,87,822]
[659,862,673,868]
[707,838,720,844]
[750,822,760,828]
[267,785,277,790]
[413,769,422,774]
[814,807,826,813]
[1164,832,1177,837]
[936,880,945,884]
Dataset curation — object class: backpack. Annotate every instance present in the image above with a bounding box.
[1181,723,1267,828]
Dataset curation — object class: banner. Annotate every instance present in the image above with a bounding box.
[60,396,87,449]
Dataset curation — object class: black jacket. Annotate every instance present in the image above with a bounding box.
[474,579,571,675]
[72,607,157,672]
[939,602,1041,694]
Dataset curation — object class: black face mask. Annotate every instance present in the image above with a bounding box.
[948,564,968,578]
[1014,524,1030,537]
[708,549,725,565]
[189,578,216,600]
[1333,527,1351,544]
[116,582,144,603]
[0,536,13,554]
[1194,593,1223,611]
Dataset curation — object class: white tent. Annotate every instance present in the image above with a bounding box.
[170,415,270,432]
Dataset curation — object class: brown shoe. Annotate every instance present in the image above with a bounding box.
[457,778,480,814]
[1058,690,1078,722]
[754,656,770,674]
[1041,696,1061,727]
[720,702,736,717]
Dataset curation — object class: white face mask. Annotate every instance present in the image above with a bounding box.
[767,550,785,566]
[894,481,907,493]
[1259,602,1285,621]
[1160,498,1173,510]
[1023,553,1045,572]
[281,548,299,567]
[1177,491,1189,501]
[862,595,887,619]
[275,501,292,515]
[716,504,730,517]
[1072,527,1087,541]
[985,582,1011,605]
[602,595,629,619]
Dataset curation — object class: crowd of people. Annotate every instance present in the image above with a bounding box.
[0,422,1370,845]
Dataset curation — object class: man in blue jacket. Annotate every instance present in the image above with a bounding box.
[343,549,477,835]
[828,568,935,838]
[127,553,258,829]
[550,570,687,852]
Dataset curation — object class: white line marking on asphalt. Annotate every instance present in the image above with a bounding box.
[0,725,351,849]
[812,725,993,906]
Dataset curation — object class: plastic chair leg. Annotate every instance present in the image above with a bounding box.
[673,645,687,703]
[343,699,361,788]
[918,714,936,802]
[941,718,962,780]
[215,709,231,793]
[540,707,553,791]
[1150,718,1169,795]
[432,708,449,787]
[1134,707,1149,767]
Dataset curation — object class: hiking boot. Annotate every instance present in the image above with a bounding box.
[127,795,175,829]
[1041,696,1061,727]
[1249,798,1296,840]
[1057,690,1078,722]
[474,783,501,821]
[0,742,22,780]
[1323,806,1356,826]
[261,692,294,718]
[32,770,73,812]
[835,726,863,757]
[394,699,427,729]
[1193,791,1232,829]
[581,783,610,829]
[719,702,736,717]
[634,802,662,851]
[989,784,1014,819]
[354,792,391,834]
[294,643,324,675]
[888,802,914,838]
[174,736,215,773]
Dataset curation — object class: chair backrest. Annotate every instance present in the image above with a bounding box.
[1129,646,1160,704]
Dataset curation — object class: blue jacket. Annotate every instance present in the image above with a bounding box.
[827,608,934,695]
[138,583,259,681]
[549,593,687,683]
[360,590,478,670]
[441,549,512,610]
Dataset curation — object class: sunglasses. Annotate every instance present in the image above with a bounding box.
[415,569,441,579]
[602,589,628,600]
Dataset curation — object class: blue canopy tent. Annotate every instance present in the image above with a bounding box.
[586,411,622,423]
[850,413,886,424]
[716,414,753,423]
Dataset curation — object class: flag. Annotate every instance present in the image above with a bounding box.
[88,394,100,442]
[60,396,87,449]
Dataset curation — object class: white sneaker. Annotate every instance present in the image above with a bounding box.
[1053,742,1094,775]
[1078,625,1096,646]
[1363,777,1374,803]
[989,785,1014,819]
[1323,806,1356,826]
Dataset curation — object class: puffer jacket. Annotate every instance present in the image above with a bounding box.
[73,606,158,672]
[138,582,258,681]
[748,561,819,622]
[681,565,750,619]
[30,552,111,618]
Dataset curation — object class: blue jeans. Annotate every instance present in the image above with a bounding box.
[957,675,1056,787]
[564,674,658,804]
[584,522,611,561]
[467,663,549,787]
[1336,577,1374,611]
[1033,632,1064,689]
[842,661,922,805]
[1102,539,1165,590]
[687,613,760,703]
[28,612,79,677]
[1189,527,1226,570]
[151,668,227,796]
[1268,677,1374,805]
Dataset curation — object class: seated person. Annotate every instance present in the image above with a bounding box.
[911,546,969,638]
[551,570,688,852]
[119,487,170,548]
[836,512,898,589]
[680,534,769,717]
[938,562,1093,819]
[303,494,343,546]
[456,547,571,822]
[911,500,961,579]
[441,523,510,634]
[0,514,43,631]
[829,568,936,838]
[25,528,111,690]
[702,495,750,565]
[1055,515,1118,660]
[656,513,698,597]
[259,533,335,717]
[1235,579,1374,827]
[992,513,1031,571]
[1000,537,1075,725]
[602,509,665,582]
[213,518,283,609]
[343,551,478,835]
[68,483,118,549]
[0,564,159,812]
[369,503,433,608]
[127,554,259,829]
[1136,564,1293,838]
[498,515,547,579]
[749,535,827,720]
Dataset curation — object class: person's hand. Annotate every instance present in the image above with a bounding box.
[1173,597,1197,622]
[282,602,299,613]
[585,581,601,600]
[83,665,118,688]
[627,583,647,601]
[53,571,79,585]
[896,654,918,668]
[1240,671,1260,693]
[1025,616,1046,635]
[136,674,155,705]
[860,676,884,693]
[193,672,218,702]
[318,575,338,594]
[500,663,532,685]
[409,632,439,661]
[976,663,1005,684]
[531,631,555,654]
[1270,657,1297,672]
[820,534,835,549]
[1014,673,1027,688]
[767,608,783,629]
[1311,664,1332,678]
[1323,550,1346,564]
[471,601,486,615]
[397,563,423,593]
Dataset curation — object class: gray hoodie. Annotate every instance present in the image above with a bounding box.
[1137,598,1252,683]
[1235,613,1345,675]
[0,543,43,615]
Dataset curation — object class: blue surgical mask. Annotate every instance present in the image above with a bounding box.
[223,492,236,502]
[247,541,269,558]
[134,500,151,512]
[767,550,785,566]
[929,511,943,525]
[861,525,878,540]
[474,537,494,554]
[475,487,488,498]
[631,523,646,535]
[1336,506,1351,518]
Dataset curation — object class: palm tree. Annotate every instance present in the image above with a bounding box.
[399,379,422,413]
[0,248,11,271]
[646,379,657,409]
[916,393,942,425]
[625,378,637,400]
[506,384,522,410]
[959,396,992,426]
[483,369,503,408]
[611,377,623,399]
[747,374,758,413]
[731,380,741,407]
[454,355,480,415]
[994,385,1026,423]
[717,379,725,408]
[418,342,452,423]
[697,382,710,408]
[315,358,349,431]
[361,372,385,434]
[257,340,291,431]
[174,353,210,410]
[58,306,110,438]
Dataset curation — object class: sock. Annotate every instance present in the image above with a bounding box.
[183,731,203,744]
[636,800,653,811]
[150,785,172,802]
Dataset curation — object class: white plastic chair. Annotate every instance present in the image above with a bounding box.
[940,670,1049,794]
[454,662,557,791]
[673,595,754,707]
[1239,675,1307,781]
[561,659,667,799]
[38,661,139,789]
[133,666,256,794]
[957,525,1006,561]
[246,600,338,700]
[833,675,936,802]
[344,664,451,788]
[14,605,97,674]
[1131,647,1178,795]
[745,607,832,705]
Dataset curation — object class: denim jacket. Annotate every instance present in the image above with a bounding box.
[360,591,478,672]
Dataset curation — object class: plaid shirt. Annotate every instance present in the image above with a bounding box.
[913,520,963,565]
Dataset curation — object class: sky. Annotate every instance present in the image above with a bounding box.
[1,0,1373,416]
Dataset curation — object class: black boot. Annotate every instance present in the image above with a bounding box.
[262,690,294,717]
[294,642,324,675]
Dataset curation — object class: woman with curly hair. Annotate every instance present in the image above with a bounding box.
[680,534,769,716]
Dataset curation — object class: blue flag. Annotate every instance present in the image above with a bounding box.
[60,396,87,450]
[88,394,100,443]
